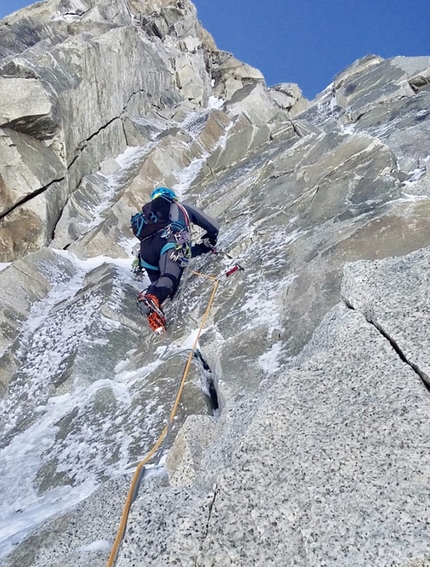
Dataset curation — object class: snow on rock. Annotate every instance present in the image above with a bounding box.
[1,1,430,566]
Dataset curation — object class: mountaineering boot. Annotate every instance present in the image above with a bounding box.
[137,293,166,334]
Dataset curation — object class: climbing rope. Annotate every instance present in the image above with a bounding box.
[106,269,225,567]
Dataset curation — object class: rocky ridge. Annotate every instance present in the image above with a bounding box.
[0,1,430,566]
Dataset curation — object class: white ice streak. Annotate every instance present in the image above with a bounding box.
[15,259,89,363]
[258,342,283,376]
[181,328,204,351]
[0,352,159,556]
[17,250,134,358]
[240,279,281,335]
[114,357,165,386]
[399,192,429,202]
[172,153,209,198]
[85,180,118,230]
[207,96,225,110]
[178,97,224,137]
[396,161,429,200]
[54,249,133,273]
[87,145,152,230]
[78,539,112,552]
[403,166,426,185]
[0,369,143,552]
[0,249,157,557]
[0,387,100,555]
[217,120,234,151]
[339,122,356,135]
[114,145,150,169]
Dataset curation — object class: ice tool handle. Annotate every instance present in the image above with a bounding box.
[202,238,218,255]
[225,264,244,277]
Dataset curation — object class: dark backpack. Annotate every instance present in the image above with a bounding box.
[131,195,173,241]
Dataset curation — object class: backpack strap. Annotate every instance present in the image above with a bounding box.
[176,202,191,230]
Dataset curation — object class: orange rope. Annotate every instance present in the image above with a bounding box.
[106,275,219,567]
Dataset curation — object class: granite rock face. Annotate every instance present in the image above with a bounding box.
[1,1,430,566]
[0,0,272,261]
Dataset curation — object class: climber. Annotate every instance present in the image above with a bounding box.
[131,187,219,333]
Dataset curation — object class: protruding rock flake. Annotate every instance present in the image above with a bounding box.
[0,1,430,566]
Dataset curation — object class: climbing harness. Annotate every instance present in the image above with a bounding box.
[105,261,243,567]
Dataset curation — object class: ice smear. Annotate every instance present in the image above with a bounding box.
[0,361,137,555]
[114,145,150,169]
[86,145,152,230]
[208,96,224,110]
[178,96,224,138]
[0,249,161,559]
[0,263,11,273]
[258,342,283,376]
[53,250,132,272]
[0,470,97,558]
[403,167,426,185]
[217,121,234,150]
[400,193,429,202]
[78,539,112,552]
[173,154,209,198]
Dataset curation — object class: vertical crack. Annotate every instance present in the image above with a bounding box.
[193,349,219,414]
[204,484,218,540]
[342,297,430,392]
[193,484,218,566]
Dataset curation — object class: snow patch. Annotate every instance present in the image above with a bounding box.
[173,154,209,197]
[399,192,429,202]
[114,145,149,169]
[0,248,164,558]
[78,539,112,552]
[259,342,283,376]
[208,96,225,109]
[404,167,426,185]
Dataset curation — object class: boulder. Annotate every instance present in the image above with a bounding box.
[174,50,212,103]
[225,82,281,127]
[269,82,311,116]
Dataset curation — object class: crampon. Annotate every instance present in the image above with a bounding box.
[137,293,166,334]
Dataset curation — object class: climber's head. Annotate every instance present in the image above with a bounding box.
[151,187,177,201]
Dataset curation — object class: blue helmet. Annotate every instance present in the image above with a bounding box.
[151,187,177,201]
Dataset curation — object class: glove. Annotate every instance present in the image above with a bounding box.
[191,243,212,258]
[202,232,217,247]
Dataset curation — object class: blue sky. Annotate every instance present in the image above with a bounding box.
[1,0,429,100]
